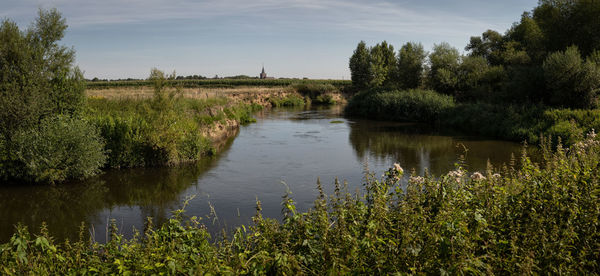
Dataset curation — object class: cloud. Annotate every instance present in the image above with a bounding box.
[3,0,508,36]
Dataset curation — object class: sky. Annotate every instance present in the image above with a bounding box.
[1,0,538,80]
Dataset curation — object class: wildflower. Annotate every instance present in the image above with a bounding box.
[409,176,424,184]
[492,173,501,179]
[471,172,486,181]
[447,170,463,182]
[394,163,404,175]
[589,129,596,139]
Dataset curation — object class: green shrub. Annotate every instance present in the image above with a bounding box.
[345,88,456,122]
[268,94,305,107]
[293,83,338,104]
[7,116,106,183]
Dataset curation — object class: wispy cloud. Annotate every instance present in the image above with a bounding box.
[3,0,512,35]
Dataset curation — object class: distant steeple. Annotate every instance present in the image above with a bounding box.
[260,63,267,79]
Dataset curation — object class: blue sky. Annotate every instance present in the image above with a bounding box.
[1,0,538,79]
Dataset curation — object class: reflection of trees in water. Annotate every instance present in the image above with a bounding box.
[0,131,237,242]
[0,180,109,241]
[348,121,526,176]
[349,121,457,175]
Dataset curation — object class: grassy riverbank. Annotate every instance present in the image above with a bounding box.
[2,135,598,274]
[345,88,600,146]
[85,96,261,169]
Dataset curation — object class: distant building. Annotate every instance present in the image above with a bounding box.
[260,66,267,79]
[259,66,274,79]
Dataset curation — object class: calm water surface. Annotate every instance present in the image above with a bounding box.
[0,106,530,242]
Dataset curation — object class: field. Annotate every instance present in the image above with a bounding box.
[86,78,352,90]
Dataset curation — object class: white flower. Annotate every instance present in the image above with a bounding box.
[446,170,464,183]
[393,163,404,175]
[471,172,486,181]
[409,176,424,184]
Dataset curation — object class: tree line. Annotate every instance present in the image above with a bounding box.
[349,0,600,109]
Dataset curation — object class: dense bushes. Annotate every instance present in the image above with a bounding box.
[0,116,106,184]
[268,94,305,107]
[2,135,599,274]
[346,88,600,146]
[345,88,455,122]
[293,83,338,104]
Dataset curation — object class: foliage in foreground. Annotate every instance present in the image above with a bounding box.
[2,135,599,274]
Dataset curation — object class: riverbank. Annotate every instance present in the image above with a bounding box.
[345,88,600,146]
[84,96,261,169]
[2,132,598,274]
[83,82,345,169]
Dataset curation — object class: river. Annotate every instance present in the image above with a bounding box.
[0,106,530,242]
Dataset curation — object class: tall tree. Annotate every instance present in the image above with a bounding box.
[428,42,460,95]
[0,8,84,139]
[349,41,372,88]
[465,30,505,65]
[370,41,396,87]
[396,42,427,89]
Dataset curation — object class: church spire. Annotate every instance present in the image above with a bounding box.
[260,63,267,79]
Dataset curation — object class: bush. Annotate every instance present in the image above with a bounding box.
[6,116,106,183]
[268,94,305,107]
[345,88,456,123]
[293,83,338,104]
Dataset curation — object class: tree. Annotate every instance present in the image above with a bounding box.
[369,41,396,87]
[349,41,372,88]
[0,9,105,183]
[543,46,600,108]
[465,30,505,65]
[396,42,427,89]
[428,42,460,95]
[0,8,85,139]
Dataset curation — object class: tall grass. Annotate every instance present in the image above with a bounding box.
[1,135,598,274]
[85,97,261,168]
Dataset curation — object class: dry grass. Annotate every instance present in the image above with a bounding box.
[86,86,290,100]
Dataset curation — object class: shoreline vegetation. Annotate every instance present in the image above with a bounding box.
[345,1,600,147]
[1,136,599,274]
[345,88,600,146]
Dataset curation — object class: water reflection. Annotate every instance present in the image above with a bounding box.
[0,106,531,243]
[0,130,237,242]
[348,120,528,176]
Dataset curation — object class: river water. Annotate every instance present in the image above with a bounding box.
[0,106,529,242]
